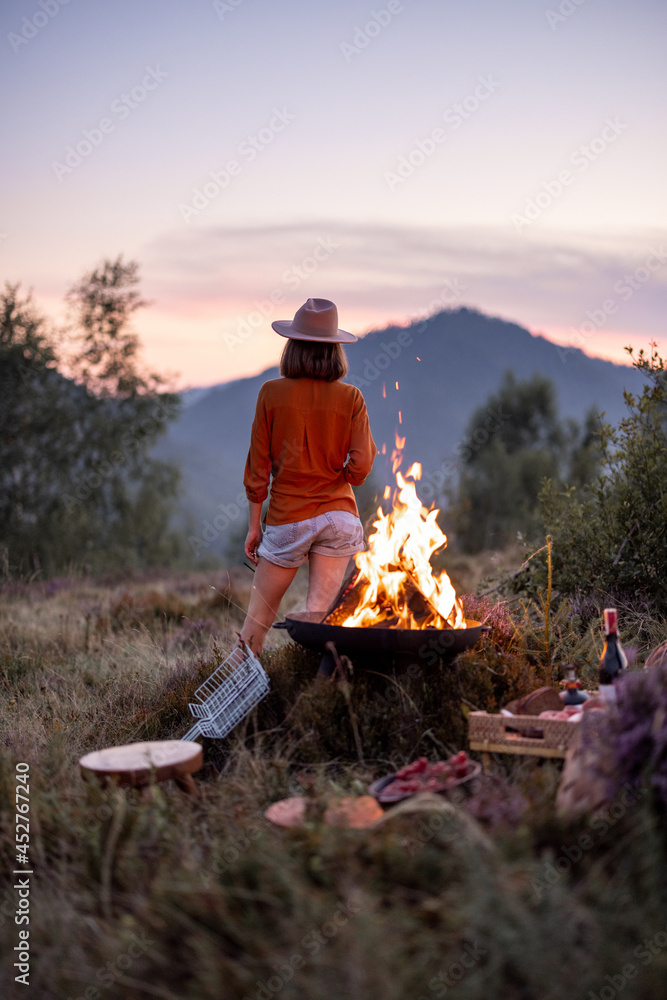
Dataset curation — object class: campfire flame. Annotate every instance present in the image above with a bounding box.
[340,437,465,631]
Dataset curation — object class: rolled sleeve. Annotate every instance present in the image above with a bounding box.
[343,391,377,486]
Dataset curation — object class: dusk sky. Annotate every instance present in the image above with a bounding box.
[2,0,666,388]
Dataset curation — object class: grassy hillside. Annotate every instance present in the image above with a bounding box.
[1,567,667,998]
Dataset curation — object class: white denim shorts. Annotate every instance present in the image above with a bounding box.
[257,510,365,568]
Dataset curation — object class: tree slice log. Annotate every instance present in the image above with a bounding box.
[322,561,450,628]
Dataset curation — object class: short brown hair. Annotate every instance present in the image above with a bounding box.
[279,339,348,381]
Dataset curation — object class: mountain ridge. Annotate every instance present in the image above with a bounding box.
[156,307,643,555]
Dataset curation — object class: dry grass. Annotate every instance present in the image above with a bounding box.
[1,568,666,1000]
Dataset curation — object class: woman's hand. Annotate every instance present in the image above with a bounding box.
[244,526,262,564]
[245,501,264,564]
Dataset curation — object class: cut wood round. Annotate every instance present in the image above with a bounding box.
[80,740,202,796]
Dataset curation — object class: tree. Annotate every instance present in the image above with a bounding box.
[65,256,162,398]
[535,345,667,610]
[0,258,183,576]
[0,285,69,573]
[451,371,600,553]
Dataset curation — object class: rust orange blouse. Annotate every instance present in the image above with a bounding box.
[244,377,377,525]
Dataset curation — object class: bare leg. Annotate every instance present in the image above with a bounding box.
[306,553,352,614]
[239,557,298,653]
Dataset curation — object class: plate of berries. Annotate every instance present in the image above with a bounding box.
[369,753,481,805]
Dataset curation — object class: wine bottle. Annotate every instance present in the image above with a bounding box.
[598,608,627,703]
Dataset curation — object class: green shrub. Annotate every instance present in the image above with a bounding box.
[452,371,600,553]
[536,346,667,612]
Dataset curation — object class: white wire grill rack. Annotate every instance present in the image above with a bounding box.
[181,643,270,741]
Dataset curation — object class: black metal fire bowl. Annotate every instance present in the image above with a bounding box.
[273,612,486,677]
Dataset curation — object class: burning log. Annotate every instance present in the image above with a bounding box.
[324,435,466,632]
[325,568,403,627]
[403,567,450,626]
[323,558,453,630]
[323,567,363,626]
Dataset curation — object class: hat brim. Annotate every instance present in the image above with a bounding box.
[271,320,357,344]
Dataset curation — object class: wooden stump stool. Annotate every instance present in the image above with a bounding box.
[80,740,202,799]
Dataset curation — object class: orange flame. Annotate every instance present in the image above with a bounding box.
[342,437,465,630]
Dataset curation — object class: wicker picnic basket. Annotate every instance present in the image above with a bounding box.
[468,711,582,759]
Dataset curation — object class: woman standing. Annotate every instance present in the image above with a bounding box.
[240,298,376,653]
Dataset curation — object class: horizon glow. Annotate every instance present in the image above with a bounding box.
[1,0,665,387]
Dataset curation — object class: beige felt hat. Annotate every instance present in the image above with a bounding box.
[271,298,357,343]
